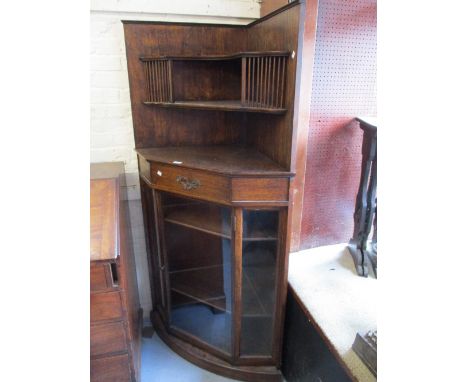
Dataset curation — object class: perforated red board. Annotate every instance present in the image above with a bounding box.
[300,0,377,249]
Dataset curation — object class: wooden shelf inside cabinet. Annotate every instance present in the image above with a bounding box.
[169,261,275,318]
[164,204,231,239]
[140,51,290,62]
[143,100,287,114]
[243,244,277,316]
[141,51,290,113]
[170,265,227,312]
[164,203,279,241]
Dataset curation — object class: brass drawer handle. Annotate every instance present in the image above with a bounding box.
[176,176,200,190]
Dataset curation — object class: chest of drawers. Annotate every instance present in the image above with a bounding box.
[90,162,142,382]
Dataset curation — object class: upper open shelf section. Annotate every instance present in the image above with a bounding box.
[140,51,290,114]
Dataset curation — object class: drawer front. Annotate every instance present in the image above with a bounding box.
[91,354,131,382]
[151,163,230,204]
[90,263,112,291]
[231,177,289,202]
[91,321,127,357]
[138,154,151,182]
[91,291,123,322]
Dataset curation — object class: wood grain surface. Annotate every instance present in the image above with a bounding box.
[90,178,119,261]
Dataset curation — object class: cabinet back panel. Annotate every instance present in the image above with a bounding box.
[123,23,247,148]
[165,223,225,272]
[173,60,241,101]
[245,5,300,169]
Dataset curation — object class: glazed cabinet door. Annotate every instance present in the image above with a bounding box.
[154,191,286,365]
[140,181,168,319]
[159,193,234,358]
[240,209,281,358]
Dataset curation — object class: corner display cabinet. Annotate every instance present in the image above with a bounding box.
[123,2,316,380]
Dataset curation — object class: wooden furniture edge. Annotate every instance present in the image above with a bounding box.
[141,101,287,114]
[140,51,290,61]
[136,151,295,178]
[90,174,121,262]
[289,0,320,252]
[287,283,358,382]
[247,1,300,27]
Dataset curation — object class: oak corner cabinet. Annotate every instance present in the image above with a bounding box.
[123,2,312,380]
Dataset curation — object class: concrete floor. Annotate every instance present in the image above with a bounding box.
[141,332,241,382]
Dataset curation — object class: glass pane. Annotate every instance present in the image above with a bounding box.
[141,183,165,309]
[241,209,279,356]
[161,194,232,355]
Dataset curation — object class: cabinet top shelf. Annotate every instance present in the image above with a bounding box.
[136,145,293,177]
[140,51,290,61]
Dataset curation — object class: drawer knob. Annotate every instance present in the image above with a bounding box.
[176,176,200,190]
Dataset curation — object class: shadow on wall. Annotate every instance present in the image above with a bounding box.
[302,118,363,248]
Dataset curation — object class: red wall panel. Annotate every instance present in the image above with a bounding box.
[300,0,377,249]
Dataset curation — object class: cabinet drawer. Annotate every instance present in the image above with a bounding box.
[91,354,131,382]
[90,263,114,291]
[151,163,230,204]
[231,177,289,202]
[91,291,123,322]
[91,321,127,356]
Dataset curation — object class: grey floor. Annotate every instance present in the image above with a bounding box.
[141,331,241,382]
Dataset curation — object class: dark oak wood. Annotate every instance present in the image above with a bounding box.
[271,208,290,365]
[140,52,289,113]
[91,291,123,322]
[244,4,300,169]
[143,100,287,114]
[149,162,232,205]
[138,146,292,208]
[90,163,142,382]
[122,5,302,166]
[231,177,289,203]
[91,321,128,357]
[164,203,231,239]
[140,51,290,61]
[90,262,115,291]
[172,60,241,102]
[122,2,317,380]
[137,146,292,177]
[123,22,246,149]
[232,207,243,360]
[139,156,291,207]
[91,354,132,382]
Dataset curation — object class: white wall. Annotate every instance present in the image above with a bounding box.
[90,0,260,320]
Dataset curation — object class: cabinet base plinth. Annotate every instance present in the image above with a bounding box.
[150,311,283,382]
